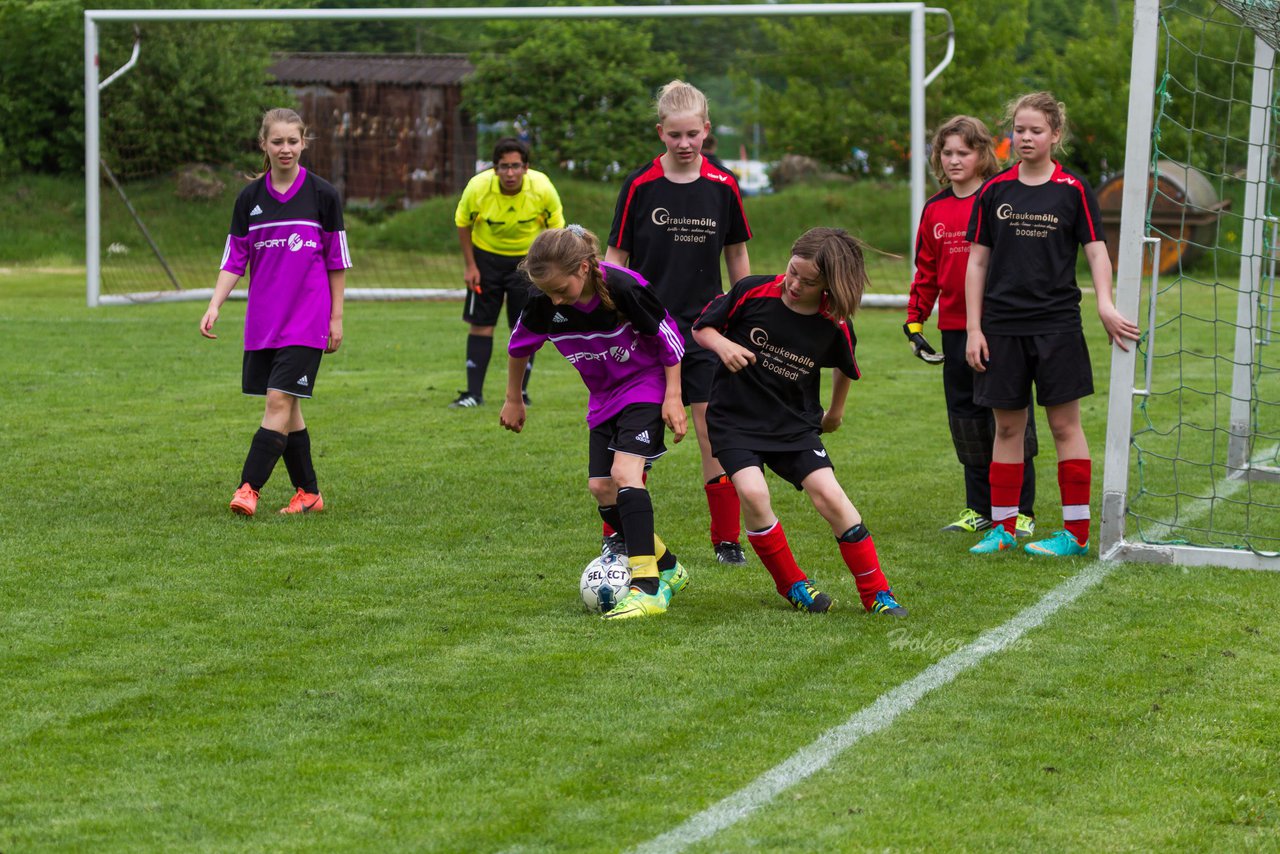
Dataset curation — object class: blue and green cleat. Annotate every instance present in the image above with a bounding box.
[869,588,908,617]
[1024,529,1088,557]
[786,579,833,613]
[970,526,1017,554]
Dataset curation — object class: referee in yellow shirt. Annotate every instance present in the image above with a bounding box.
[450,138,565,408]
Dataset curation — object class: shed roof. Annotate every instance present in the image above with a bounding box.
[269,53,473,86]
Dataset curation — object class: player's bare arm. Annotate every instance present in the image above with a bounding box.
[821,369,852,433]
[1084,241,1140,351]
[326,269,345,354]
[692,325,756,372]
[499,355,531,432]
[603,245,629,268]
[662,362,687,443]
[964,243,991,372]
[724,242,750,287]
[200,269,243,339]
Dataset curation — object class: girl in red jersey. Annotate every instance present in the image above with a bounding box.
[606,79,752,566]
[905,115,1038,539]
[965,93,1139,557]
[693,228,907,616]
[200,108,351,517]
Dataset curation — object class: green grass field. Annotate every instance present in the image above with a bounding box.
[2,268,1278,852]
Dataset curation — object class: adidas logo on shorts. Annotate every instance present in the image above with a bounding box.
[635,430,650,444]
[297,375,309,387]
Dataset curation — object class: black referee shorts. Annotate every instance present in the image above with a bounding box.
[463,247,536,329]
[973,330,1093,409]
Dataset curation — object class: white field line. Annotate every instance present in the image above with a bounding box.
[631,561,1115,854]
[631,445,1280,852]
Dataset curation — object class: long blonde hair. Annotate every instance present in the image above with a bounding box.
[256,107,311,176]
[790,227,868,321]
[519,225,613,310]
[655,79,709,124]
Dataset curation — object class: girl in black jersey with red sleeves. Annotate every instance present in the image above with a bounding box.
[964,93,1139,558]
[693,228,907,616]
[905,115,1038,539]
[606,79,753,567]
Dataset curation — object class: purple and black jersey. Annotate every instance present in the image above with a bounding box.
[967,160,1105,335]
[694,274,860,453]
[508,263,684,428]
[608,157,751,335]
[220,167,352,351]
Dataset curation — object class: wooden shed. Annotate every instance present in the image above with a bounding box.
[268,53,476,205]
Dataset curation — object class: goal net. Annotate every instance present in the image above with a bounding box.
[1102,0,1280,569]
[84,4,954,307]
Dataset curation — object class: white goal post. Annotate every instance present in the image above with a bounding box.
[1101,0,1280,571]
[84,3,954,307]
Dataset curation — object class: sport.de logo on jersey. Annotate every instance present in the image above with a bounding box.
[254,232,319,252]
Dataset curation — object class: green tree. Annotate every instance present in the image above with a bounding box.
[465,20,681,180]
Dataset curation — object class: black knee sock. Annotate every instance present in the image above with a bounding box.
[598,504,622,532]
[618,487,660,593]
[282,428,319,494]
[465,334,493,398]
[240,427,288,491]
[521,352,535,393]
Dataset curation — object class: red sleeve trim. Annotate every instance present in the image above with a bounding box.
[616,158,666,247]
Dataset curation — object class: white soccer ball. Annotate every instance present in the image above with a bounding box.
[580,554,632,613]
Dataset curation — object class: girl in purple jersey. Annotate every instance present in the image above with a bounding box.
[964,93,1139,557]
[501,226,689,621]
[200,108,351,517]
[606,79,752,566]
[693,228,907,616]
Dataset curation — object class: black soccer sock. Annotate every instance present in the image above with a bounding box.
[465,334,493,398]
[617,487,656,559]
[521,352,535,393]
[239,427,288,491]
[282,428,319,494]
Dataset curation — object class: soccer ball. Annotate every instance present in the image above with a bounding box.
[580,554,632,613]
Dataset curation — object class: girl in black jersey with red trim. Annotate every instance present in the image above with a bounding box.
[606,80,753,566]
[905,115,1038,538]
[965,93,1139,557]
[693,228,907,616]
[200,108,351,517]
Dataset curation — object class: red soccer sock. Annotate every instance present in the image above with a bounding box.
[989,461,1025,534]
[1059,458,1092,544]
[837,530,890,611]
[747,522,806,597]
[705,474,742,545]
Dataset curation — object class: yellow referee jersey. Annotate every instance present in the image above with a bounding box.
[454,168,565,256]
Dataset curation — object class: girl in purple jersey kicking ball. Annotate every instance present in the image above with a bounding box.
[964,92,1139,557]
[692,228,907,616]
[200,108,352,517]
[501,226,689,621]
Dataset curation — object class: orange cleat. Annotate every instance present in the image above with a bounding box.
[279,488,324,515]
[230,483,259,516]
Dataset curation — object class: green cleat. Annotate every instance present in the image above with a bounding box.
[659,562,689,599]
[1024,529,1088,557]
[1015,513,1036,538]
[970,526,1017,554]
[941,507,992,534]
[601,585,670,620]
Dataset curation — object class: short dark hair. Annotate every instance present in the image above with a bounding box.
[492,137,529,165]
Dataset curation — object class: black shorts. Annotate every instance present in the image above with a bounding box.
[587,404,668,479]
[680,345,719,405]
[717,444,834,491]
[973,331,1093,409]
[463,247,535,328]
[242,346,323,398]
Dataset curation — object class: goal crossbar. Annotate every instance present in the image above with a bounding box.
[84,3,953,306]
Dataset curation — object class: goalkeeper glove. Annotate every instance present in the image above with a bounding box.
[904,322,944,365]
